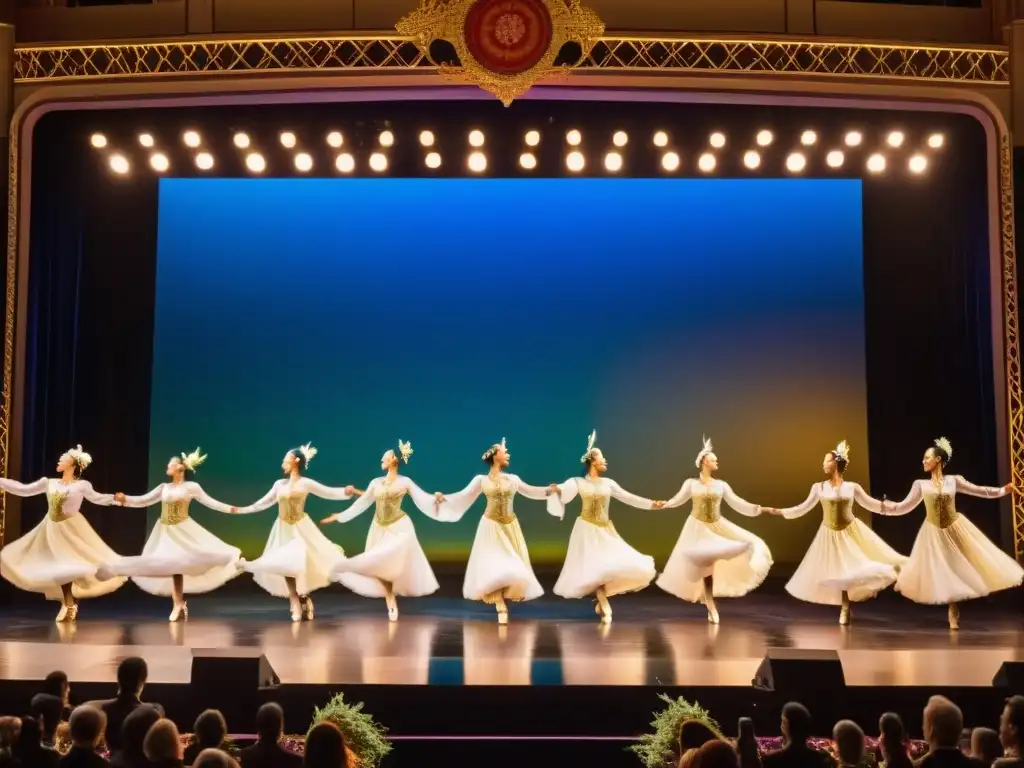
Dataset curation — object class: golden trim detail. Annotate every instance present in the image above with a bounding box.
[12,36,1009,83]
[1,125,16,546]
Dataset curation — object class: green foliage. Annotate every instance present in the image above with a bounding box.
[308,692,392,768]
[631,694,723,768]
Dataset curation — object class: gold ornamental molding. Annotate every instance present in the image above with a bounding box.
[12,35,1009,84]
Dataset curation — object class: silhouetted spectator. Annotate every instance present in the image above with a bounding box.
[58,706,109,768]
[833,721,865,768]
[93,658,163,754]
[696,740,741,768]
[736,717,761,768]
[972,728,1002,766]
[14,715,59,768]
[194,750,239,768]
[916,697,985,768]
[32,694,65,749]
[143,719,183,768]
[237,704,301,768]
[762,703,836,768]
[109,704,161,768]
[303,723,352,768]
[183,711,229,765]
[996,697,1024,768]
[44,671,72,719]
[879,713,914,768]
[0,717,22,768]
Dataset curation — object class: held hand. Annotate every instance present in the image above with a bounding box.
[1004,483,1018,495]
[320,514,339,526]
[652,500,666,509]
[229,506,239,514]
[344,485,356,496]
[114,492,126,506]
[547,483,560,495]
[761,507,780,516]
[434,492,446,505]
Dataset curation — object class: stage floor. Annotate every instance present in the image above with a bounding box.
[1,586,1022,688]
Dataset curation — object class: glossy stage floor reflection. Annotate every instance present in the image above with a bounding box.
[0,590,1022,687]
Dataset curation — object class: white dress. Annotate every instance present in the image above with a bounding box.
[237,477,380,598]
[438,473,550,603]
[329,475,446,598]
[780,481,907,605]
[547,476,657,598]
[97,482,242,596]
[656,478,773,602]
[883,475,1023,604]
[0,478,127,600]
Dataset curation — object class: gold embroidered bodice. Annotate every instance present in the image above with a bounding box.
[923,483,959,528]
[277,492,307,525]
[47,481,70,522]
[161,499,190,526]
[483,476,515,524]
[821,495,855,531]
[690,485,721,523]
[579,482,611,527]
[374,485,407,526]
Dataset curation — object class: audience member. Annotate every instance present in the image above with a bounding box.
[59,706,110,768]
[696,740,742,768]
[32,693,65,749]
[44,671,72,719]
[762,703,835,768]
[183,711,229,765]
[0,717,22,768]
[143,719,183,768]
[736,717,761,768]
[109,704,161,768]
[916,696,985,768]
[997,696,1024,768]
[302,723,351,768]
[15,715,59,768]
[680,749,701,768]
[879,713,914,768]
[95,658,163,754]
[193,750,239,768]
[972,728,1003,766]
[237,704,301,768]
[833,721,865,768]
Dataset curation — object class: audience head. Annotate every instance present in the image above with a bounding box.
[924,696,964,750]
[879,712,908,759]
[144,718,182,763]
[16,715,42,751]
[304,721,350,768]
[695,739,741,768]
[194,709,228,748]
[121,704,162,756]
[68,705,106,750]
[833,720,865,766]
[256,702,285,742]
[194,748,240,768]
[30,693,63,741]
[0,717,20,753]
[680,719,722,753]
[116,657,148,697]
[43,671,69,704]
[781,702,813,745]
[1001,696,1024,753]
[679,749,701,768]
[971,727,1002,764]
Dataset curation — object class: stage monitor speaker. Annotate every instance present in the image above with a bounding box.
[993,661,1024,689]
[753,649,845,692]
[189,648,280,691]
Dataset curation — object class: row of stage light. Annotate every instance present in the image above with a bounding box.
[89,127,945,176]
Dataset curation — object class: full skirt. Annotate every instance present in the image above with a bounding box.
[656,515,773,602]
[331,515,439,598]
[0,515,126,600]
[97,518,242,596]
[463,516,543,603]
[786,520,906,605]
[896,515,1024,604]
[553,518,656,598]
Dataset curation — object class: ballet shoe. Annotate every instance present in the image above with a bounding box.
[66,602,79,623]
[839,605,850,626]
[55,603,69,623]
[169,603,188,622]
[497,609,509,626]
[387,606,399,622]
[301,595,314,621]
[594,600,603,617]
[289,598,302,623]
[948,604,960,631]
[706,606,720,625]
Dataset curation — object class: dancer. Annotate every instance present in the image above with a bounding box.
[657,437,773,624]
[323,440,449,622]
[766,440,906,626]
[235,444,375,622]
[0,445,125,621]
[547,430,663,625]
[100,449,241,622]
[880,437,1022,629]
[435,438,550,625]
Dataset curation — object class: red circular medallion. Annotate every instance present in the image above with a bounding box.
[463,0,553,75]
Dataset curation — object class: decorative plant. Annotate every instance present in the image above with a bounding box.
[631,694,723,768]
[308,692,392,768]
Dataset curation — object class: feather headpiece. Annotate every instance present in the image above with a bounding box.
[398,439,414,463]
[482,437,507,461]
[695,436,714,469]
[934,436,953,459]
[832,440,850,464]
[580,430,598,464]
[66,445,92,470]
[180,447,208,472]
[298,443,318,465]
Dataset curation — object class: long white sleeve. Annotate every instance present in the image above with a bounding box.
[236,483,280,515]
[0,477,48,497]
[546,477,578,520]
[780,485,820,520]
[188,482,234,514]
[436,475,483,522]
[514,476,550,502]
[879,480,922,517]
[81,481,115,506]
[404,476,454,522]
[722,482,761,517]
[955,475,1008,499]
[608,479,655,510]
[664,479,694,509]
[121,485,165,508]
[851,482,884,514]
[304,478,354,502]
[335,479,378,523]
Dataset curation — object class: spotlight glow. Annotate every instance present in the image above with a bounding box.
[280,131,297,149]
[866,153,886,173]
[800,130,817,146]
[335,153,355,173]
[755,130,773,147]
[90,133,108,149]
[469,130,485,147]
[245,153,266,173]
[183,130,201,148]
[887,130,905,148]
[369,152,388,172]
[566,151,585,172]
[844,131,863,147]
[232,132,251,149]
[468,151,487,173]
[525,130,541,147]
[195,152,214,171]
[604,152,623,172]
[653,131,669,148]
[425,152,442,169]
[148,153,169,172]
[612,131,628,147]
[826,150,845,168]
[326,131,344,148]
[294,152,313,172]
[661,151,680,172]
[743,150,761,169]
[785,152,807,173]
[697,153,716,173]
[566,129,582,146]
[108,154,129,175]
[709,132,726,149]
[379,131,395,148]
[927,133,945,149]
[519,152,537,170]
[419,130,435,147]
[909,154,928,174]
[138,133,155,148]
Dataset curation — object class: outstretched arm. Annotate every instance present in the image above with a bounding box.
[0,477,48,497]
[877,481,922,516]
[304,478,358,502]
[404,476,457,522]
[778,485,819,520]
[322,479,377,525]
[608,479,656,510]
[663,479,694,509]
[235,484,280,515]
[515,477,550,502]
[955,475,1010,499]
[851,483,884,514]
[722,482,761,517]
[435,476,483,522]
[80,481,116,506]
[119,485,164,509]
[188,483,235,514]
[546,477,579,520]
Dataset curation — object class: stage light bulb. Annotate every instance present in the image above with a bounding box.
[90,133,108,149]
[149,153,169,172]
[425,152,442,169]
[519,152,537,170]
[468,151,487,173]
[755,130,773,147]
[826,150,845,168]
[294,152,313,172]
[379,130,395,148]
[108,154,129,174]
[800,130,817,146]
[887,130,905,148]
[195,152,215,171]
[661,151,680,172]
[743,150,761,169]
[697,153,716,173]
[525,130,541,146]
[653,131,669,148]
[233,132,251,149]
[786,152,807,173]
[909,154,928,174]
[469,130,485,147]
[335,153,355,173]
[280,131,297,149]
[138,133,155,148]
[369,152,388,172]
[709,132,726,149]
[419,130,435,147]
[245,152,266,173]
[604,152,623,172]
[183,130,201,148]
[612,130,628,147]
[566,129,582,146]
[928,133,945,149]
[326,131,344,148]
[867,153,886,173]
[844,130,863,147]
[565,151,585,172]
